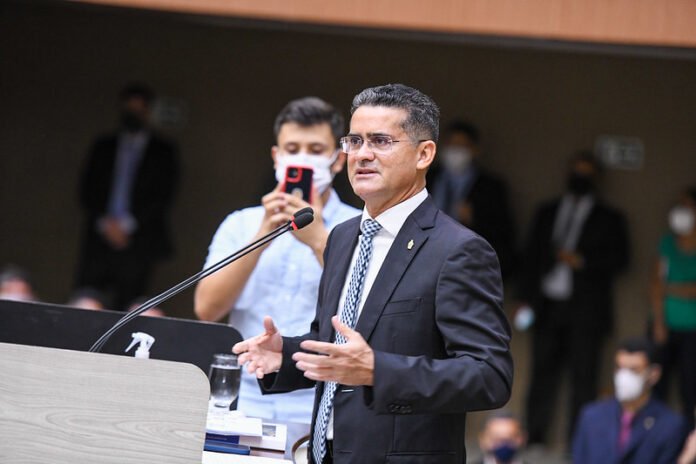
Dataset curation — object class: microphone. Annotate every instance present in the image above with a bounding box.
[89,207,315,352]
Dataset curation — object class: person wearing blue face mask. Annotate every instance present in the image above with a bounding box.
[474,411,527,464]
[195,97,359,423]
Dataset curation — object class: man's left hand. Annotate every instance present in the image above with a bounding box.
[293,316,374,386]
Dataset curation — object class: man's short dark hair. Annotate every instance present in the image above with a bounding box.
[273,97,344,141]
[120,82,155,105]
[351,84,440,142]
[617,337,658,365]
[445,120,480,145]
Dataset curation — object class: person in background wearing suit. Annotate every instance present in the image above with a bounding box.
[429,120,517,278]
[233,83,513,464]
[517,151,629,444]
[474,411,528,464]
[76,83,179,310]
[572,337,687,464]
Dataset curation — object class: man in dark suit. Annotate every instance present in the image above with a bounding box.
[234,84,513,463]
[517,151,629,444]
[429,120,517,278]
[572,337,687,464]
[76,83,179,310]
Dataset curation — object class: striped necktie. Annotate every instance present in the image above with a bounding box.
[312,218,382,463]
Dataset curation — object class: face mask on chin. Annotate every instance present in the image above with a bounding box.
[669,206,695,236]
[614,368,648,402]
[274,151,338,194]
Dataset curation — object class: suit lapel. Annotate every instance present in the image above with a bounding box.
[354,197,437,342]
[620,399,659,460]
[323,218,361,341]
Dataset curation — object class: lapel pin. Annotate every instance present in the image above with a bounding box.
[644,417,654,430]
[407,239,414,250]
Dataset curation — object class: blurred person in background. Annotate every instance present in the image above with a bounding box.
[0,264,37,302]
[474,411,528,464]
[428,120,516,278]
[76,83,179,310]
[195,96,359,423]
[651,186,696,429]
[127,296,165,317]
[67,287,107,310]
[516,151,629,444]
[572,337,687,464]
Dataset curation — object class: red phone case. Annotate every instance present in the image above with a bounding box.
[284,165,313,203]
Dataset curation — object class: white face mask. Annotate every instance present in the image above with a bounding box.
[614,368,648,402]
[440,146,472,174]
[669,206,695,236]
[274,151,338,194]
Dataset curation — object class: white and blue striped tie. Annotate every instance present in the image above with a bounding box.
[312,218,382,463]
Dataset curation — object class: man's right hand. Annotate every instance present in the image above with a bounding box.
[233,316,283,379]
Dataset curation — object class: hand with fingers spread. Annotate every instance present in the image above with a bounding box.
[233,316,284,379]
[292,316,375,386]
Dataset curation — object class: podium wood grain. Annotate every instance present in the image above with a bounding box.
[0,342,210,463]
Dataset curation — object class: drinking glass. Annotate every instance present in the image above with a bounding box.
[208,353,241,411]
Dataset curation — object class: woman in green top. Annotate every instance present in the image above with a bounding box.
[651,187,696,429]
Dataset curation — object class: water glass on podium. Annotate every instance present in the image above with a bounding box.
[208,353,241,412]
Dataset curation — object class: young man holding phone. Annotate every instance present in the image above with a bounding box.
[195,97,359,423]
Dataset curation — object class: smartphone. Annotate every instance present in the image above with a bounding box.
[283,165,313,203]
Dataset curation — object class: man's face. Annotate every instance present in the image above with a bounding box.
[478,418,525,455]
[347,105,433,214]
[614,350,660,392]
[272,121,341,166]
[445,131,479,158]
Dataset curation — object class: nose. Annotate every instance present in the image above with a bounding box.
[353,141,375,161]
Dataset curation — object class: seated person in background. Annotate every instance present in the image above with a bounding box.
[572,337,687,464]
[67,287,107,310]
[0,264,37,302]
[475,411,528,464]
[194,96,359,423]
[128,296,165,317]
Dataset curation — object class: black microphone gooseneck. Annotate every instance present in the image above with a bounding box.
[89,207,315,353]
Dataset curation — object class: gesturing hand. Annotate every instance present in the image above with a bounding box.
[293,316,375,386]
[233,316,283,379]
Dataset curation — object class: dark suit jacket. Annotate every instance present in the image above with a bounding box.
[572,397,687,464]
[264,196,513,463]
[517,196,629,333]
[78,132,179,260]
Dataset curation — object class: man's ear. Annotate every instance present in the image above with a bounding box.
[416,140,436,171]
[271,146,279,167]
[332,151,347,175]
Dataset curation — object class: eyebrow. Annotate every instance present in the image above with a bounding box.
[346,132,393,137]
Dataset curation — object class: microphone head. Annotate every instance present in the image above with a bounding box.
[293,207,314,220]
[292,211,315,230]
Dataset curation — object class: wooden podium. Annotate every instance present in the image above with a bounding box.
[0,342,210,463]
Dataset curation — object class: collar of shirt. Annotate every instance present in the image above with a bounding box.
[360,188,429,238]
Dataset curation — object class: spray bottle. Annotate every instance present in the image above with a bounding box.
[125,332,155,359]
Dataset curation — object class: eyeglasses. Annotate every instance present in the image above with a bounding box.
[340,135,428,154]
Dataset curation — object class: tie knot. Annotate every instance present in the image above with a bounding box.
[361,219,382,239]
